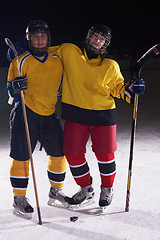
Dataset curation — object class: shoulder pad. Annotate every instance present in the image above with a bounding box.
[7,38,28,62]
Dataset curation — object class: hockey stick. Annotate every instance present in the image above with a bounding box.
[125,44,160,212]
[5,38,42,225]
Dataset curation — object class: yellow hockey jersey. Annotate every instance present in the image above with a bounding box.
[7,51,63,116]
[49,43,129,125]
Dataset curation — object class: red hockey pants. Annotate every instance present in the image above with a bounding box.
[63,121,117,188]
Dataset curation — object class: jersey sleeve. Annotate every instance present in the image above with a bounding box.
[7,59,19,82]
[49,47,64,98]
[48,45,64,60]
[7,59,21,104]
[107,61,132,104]
[57,58,63,98]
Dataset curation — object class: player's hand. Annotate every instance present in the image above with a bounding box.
[132,78,145,95]
[12,75,28,94]
[124,78,145,98]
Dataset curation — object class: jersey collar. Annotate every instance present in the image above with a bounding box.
[30,51,48,63]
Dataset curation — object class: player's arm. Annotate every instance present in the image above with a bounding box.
[112,78,145,104]
[109,62,145,103]
[7,39,28,62]
[48,44,65,60]
[7,60,28,103]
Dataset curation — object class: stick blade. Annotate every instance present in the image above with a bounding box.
[137,44,160,66]
[136,43,160,77]
[5,38,13,48]
[5,37,18,58]
[5,38,10,46]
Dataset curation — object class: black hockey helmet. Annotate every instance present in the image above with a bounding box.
[26,20,51,56]
[86,23,112,54]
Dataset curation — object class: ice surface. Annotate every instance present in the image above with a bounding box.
[0,64,160,239]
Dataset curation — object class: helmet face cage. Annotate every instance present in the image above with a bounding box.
[86,24,111,55]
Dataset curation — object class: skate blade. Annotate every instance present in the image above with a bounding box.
[99,206,107,214]
[69,199,95,210]
[47,198,70,209]
[99,204,112,215]
[13,207,32,219]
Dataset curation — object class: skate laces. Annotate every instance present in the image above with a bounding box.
[50,186,64,197]
[73,186,93,201]
[51,187,60,196]
[100,187,113,201]
[15,196,31,207]
[72,188,86,201]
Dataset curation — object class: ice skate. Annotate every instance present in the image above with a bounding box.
[48,186,69,208]
[99,186,113,212]
[65,183,95,208]
[13,196,34,219]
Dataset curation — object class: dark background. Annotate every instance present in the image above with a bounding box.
[0,1,159,66]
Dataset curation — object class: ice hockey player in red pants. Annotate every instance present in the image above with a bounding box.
[49,23,145,208]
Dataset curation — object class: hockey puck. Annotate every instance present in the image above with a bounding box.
[70,216,78,222]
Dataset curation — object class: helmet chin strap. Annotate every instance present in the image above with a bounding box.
[85,47,99,60]
[29,46,47,57]
[86,42,104,55]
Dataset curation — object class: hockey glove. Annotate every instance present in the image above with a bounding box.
[132,78,145,95]
[12,75,28,95]
[124,78,145,99]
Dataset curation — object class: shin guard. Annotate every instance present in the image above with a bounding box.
[10,159,30,197]
[65,154,91,187]
[47,156,66,189]
[95,153,116,188]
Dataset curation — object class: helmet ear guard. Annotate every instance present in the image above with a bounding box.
[86,23,112,55]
